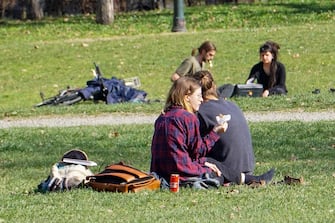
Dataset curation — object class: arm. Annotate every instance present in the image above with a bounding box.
[168,113,220,177]
[246,77,255,84]
[171,73,181,82]
[171,57,194,81]
[246,64,260,84]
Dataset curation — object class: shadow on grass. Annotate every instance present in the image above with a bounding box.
[183,2,335,17]
[279,2,335,14]
[0,2,333,28]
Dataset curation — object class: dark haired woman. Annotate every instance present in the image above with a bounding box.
[246,41,287,97]
[150,76,275,187]
[171,41,217,82]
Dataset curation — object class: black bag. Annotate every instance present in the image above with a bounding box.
[233,84,263,97]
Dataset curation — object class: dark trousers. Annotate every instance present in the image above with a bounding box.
[206,157,241,184]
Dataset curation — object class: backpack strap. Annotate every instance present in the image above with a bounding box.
[103,164,148,178]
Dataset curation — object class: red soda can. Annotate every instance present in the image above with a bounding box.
[170,174,179,192]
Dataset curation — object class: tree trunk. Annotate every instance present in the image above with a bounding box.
[96,0,114,25]
[31,0,44,19]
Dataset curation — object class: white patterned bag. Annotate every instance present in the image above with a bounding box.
[38,149,96,192]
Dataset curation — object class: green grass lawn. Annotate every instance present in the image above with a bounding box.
[0,1,335,222]
[0,121,334,222]
[0,1,334,117]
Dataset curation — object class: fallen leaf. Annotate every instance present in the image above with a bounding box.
[108,131,119,138]
[290,154,297,161]
[293,53,300,58]
[281,176,305,185]
[248,180,266,188]
[227,189,239,194]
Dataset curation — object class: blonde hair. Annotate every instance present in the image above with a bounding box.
[164,76,201,113]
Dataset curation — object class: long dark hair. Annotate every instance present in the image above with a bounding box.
[259,41,280,88]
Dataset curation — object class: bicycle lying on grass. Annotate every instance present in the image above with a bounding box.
[34,63,145,107]
[34,87,84,107]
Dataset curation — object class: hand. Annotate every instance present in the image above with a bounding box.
[171,73,180,82]
[213,122,228,133]
[262,90,269,97]
[204,162,222,176]
[246,77,255,84]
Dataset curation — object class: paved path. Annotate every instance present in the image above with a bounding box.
[1,111,334,129]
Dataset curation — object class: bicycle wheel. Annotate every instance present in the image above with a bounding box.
[34,97,57,107]
[55,91,83,106]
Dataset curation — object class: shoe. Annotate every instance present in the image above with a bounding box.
[246,168,275,186]
[312,89,320,94]
[258,168,275,184]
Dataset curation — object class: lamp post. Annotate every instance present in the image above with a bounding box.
[171,0,186,32]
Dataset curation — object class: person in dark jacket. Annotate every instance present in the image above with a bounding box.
[193,70,256,185]
[246,41,287,97]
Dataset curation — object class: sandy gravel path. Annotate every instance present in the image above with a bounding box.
[1,111,334,129]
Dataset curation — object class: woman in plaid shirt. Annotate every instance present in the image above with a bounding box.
[150,76,274,187]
